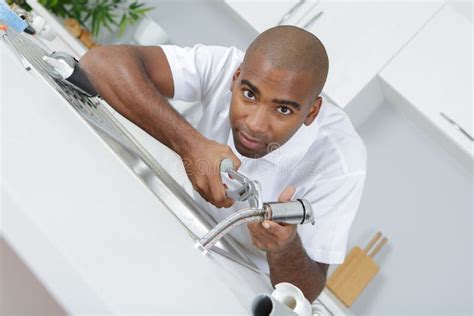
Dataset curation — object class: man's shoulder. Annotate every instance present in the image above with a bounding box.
[196,45,245,101]
[160,44,245,101]
[307,100,367,178]
[162,44,245,59]
[180,44,245,70]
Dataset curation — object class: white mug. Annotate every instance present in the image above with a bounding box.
[30,15,56,41]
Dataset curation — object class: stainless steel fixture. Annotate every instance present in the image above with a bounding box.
[220,158,263,209]
[196,159,315,252]
[197,199,315,252]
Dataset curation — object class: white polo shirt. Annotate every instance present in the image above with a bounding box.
[161,44,367,273]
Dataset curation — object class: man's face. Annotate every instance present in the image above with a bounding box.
[229,53,322,158]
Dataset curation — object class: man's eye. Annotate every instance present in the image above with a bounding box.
[276,106,293,115]
[243,90,255,100]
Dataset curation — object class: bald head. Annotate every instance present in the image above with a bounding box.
[243,26,329,98]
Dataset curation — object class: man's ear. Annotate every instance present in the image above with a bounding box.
[304,96,322,126]
[230,65,241,91]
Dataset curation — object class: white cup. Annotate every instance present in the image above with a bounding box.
[30,15,56,41]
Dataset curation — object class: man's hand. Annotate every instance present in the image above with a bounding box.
[255,185,328,301]
[181,138,241,208]
[248,186,297,252]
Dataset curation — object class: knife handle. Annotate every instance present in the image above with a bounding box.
[363,231,382,253]
[368,237,388,259]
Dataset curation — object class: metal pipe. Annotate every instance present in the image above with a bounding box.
[265,199,315,225]
[197,200,315,253]
[198,208,265,251]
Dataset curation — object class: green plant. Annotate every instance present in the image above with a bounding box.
[6,0,32,11]
[37,0,153,37]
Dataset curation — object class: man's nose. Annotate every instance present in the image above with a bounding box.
[246,106,269,135]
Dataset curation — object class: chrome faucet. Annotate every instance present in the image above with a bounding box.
[219,158,263,210]
[196,159,315,253]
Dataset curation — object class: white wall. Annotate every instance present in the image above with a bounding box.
[446,0,473,22]
[348,101,473,314]
[144,0,258,49]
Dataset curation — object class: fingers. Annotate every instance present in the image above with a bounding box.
[260,220,297,239]
[216,147,241,173]
[203,148,240,208]
[261,220,285,236]
[247,222,274,250]
[230,155,241,171]
[278,185,296,202]
[199,174,233,208]
[193,177,233,208]
[247,221,297,252]
[210,158,234,208]
[208,175,234,208]
[185,141,242,208]
[223,149,241,172]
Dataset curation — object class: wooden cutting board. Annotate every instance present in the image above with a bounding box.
[326,232,388,307]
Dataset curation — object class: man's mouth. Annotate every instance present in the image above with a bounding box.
[237,130,266,150]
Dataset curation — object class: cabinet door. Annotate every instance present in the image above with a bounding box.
[225,0,443,108]
[379,5,473,160]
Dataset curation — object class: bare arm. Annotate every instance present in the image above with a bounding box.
[267,235,328,302]
[80,45,196,158]
[247,186,328,302]
[80,45,240,207]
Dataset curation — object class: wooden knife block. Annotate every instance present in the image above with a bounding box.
[326,232,387,307]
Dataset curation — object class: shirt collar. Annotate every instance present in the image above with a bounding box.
[225,92,324,166]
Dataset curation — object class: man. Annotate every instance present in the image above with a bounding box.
[80,25,367,302]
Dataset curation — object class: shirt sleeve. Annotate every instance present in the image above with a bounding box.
[160,44,243,103]
[298,172,367,265]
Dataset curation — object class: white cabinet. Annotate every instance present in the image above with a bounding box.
[379,5,473,164]
[225,0,443,108]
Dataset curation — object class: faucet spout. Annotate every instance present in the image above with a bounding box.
[197,207,265,252]
[196,199,315,254]
[197,159,315,255]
